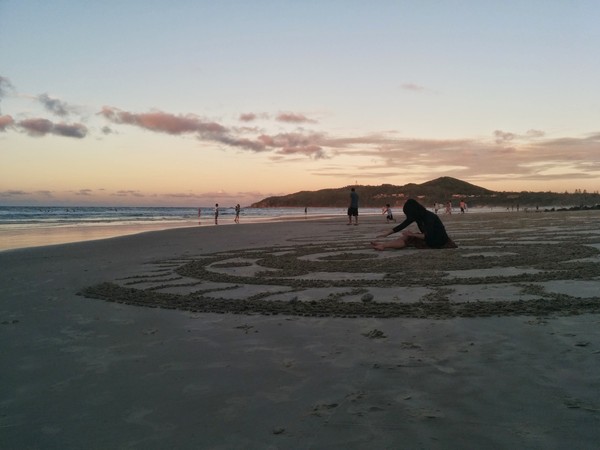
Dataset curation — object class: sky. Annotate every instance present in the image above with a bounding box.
[1,0,599,207]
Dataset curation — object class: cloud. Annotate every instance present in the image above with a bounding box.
[401,82,426,92]
[0,115,14,131]
[114,190,145,197]
[257,132,326,158]
[0,189,28,197]
[304,129,600,187]
[100,107,227,135]
[0,76,15,113]
[53,122,87,138]
[216,135,268,152]
[494,130,516,144]
[276,112,316,123]
[239,113,257,122]
[526,129,545,138]
[19,118,53,136]
[7,91,592,187]
[166,191,238,200]
[221,131,326,158]
[91,105,600,182]
[37,93,74,117]
[238,112,271,122]
[164,192,203,199]
[76,189,93,196]
[18,118,87,138]
[99,107,327,158]
[495,129,547,144]
[0,76,13,97]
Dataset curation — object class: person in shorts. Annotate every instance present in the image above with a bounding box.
[347,187,359,225]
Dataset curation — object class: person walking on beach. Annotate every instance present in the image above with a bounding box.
[234,204,240,223]
[370,198,457,251]
[214,203,219,224]
[348,187,359,225]
[198,207,202,225]
[459,200,467,213]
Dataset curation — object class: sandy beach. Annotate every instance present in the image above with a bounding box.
[1,210,600,449]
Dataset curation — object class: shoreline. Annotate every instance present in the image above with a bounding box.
[0,205,581,253]
[0,214,340,253]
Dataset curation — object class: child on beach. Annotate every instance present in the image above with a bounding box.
[370,198,457,250]
[382,204,395,222]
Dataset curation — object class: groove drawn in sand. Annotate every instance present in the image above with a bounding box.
[80,213,600,318]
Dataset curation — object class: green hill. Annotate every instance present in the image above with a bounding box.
[250,177,600,209]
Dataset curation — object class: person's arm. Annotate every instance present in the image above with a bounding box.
[376,217,412,238]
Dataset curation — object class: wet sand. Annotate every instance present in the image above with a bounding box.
[1,211,600,449]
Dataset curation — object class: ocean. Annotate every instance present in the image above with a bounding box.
[0,206,381,252]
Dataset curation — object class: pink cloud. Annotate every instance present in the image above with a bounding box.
[0,114,14,131]
[99,107,328,157]
[19,118,53,136]
[18,118,87,138]
[100,107,227,135]
[401,83,426,91]
[239,113,257,122]
[276,112,316,123]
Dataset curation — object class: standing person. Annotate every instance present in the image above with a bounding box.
[347,187,359,225]
[370,198,457,250]
[214,203,219,224]
[459,200,467,213]
[234,204,240,223]
[445,201,452,214]
[198,207,202,225]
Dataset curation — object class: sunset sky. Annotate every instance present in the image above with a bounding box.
[1,1,599,207]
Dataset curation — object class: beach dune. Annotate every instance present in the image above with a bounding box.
[1,211,600,449]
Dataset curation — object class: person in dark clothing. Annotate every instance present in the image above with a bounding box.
[347,187,359,225]
[370,198,457,250]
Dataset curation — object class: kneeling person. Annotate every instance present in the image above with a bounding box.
[371,198,457,250]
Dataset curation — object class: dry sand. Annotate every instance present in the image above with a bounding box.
[1,210,600,449]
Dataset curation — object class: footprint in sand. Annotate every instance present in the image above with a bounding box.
[362,329,386,339]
